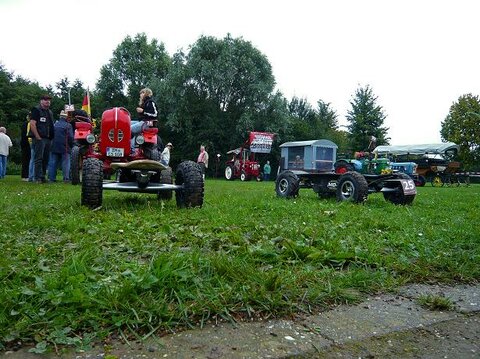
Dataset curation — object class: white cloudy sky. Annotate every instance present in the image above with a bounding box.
[1,0,479,144]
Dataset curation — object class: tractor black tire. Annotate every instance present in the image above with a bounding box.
[70,145,82,185]
[336,171,368,203]
[144,146,160,161]
[157,167,173,201]
[175,161,204,208]
[414,175,426,187]
[143,136,164,160]
[275,171,300,199]
[225,165,234,180]
[383,173,415,205]
[240,171,250,181]
[81,158,103,208]
[150,146,162,162]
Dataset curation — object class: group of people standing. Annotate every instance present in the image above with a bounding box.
[21,94,74,183]
[2,88,217,182]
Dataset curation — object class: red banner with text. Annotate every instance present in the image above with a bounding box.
[249,132,275,153]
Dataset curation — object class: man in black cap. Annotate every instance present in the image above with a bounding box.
[29,94,55,183]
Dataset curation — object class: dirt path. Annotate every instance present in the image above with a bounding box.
[2,283,479,358]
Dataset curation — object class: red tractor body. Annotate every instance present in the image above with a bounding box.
[224,131,275,181]
[80,107,204,209]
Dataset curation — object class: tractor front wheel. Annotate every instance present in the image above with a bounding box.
[336,171,368,203]
[275,171,299,198]
[81,158,103,208]
[240,171,250,181]
[175,161,204,208]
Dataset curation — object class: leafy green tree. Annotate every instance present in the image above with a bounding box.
[441,94,480,170]
[0,64,53,163]
[287,97,316,140]
[95,33,171,114]
[316,100,338,131]
[314,100,351,154]
[157,34,276,162]
[54,78,87,111]
[346,85,389,151]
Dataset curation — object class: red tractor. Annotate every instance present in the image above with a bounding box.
[68,109,95,185]
[80,107,203,209]
[224,131,275,181]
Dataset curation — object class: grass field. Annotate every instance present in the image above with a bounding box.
[0,176,479,353]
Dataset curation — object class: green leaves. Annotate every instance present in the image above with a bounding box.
[441,93,480,170]
[347,85,390,150]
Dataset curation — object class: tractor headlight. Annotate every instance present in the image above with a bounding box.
[135,135,145,145]
[86,134,96,144]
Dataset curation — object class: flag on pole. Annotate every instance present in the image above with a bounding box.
[82,88,91,116]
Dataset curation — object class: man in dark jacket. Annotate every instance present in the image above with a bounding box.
[48,110,74,182]
[30,94,55,183]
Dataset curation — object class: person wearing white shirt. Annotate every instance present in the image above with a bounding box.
[161,142,173,166]
[0,126,13,179]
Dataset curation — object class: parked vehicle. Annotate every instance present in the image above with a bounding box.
[80,107,203,209]
[276,139,416,205]
[334,151,423,186]
[224,131,275,181]
[68,109,94,185]
[373,142,469,187]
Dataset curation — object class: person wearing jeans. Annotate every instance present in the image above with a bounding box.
[0,127,13,179]
[30,94,55,183]
[48,110,74,182]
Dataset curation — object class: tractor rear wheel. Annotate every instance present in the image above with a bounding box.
[225,165,234,180]
[175,161,204,208]
[81,158,103,208]
[383,173,416,205]
[70,145,83,185]
[275,171,299,198]
[336,171,368,203]
[157,167,173,201]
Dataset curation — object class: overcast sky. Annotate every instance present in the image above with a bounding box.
[1,0,479,145]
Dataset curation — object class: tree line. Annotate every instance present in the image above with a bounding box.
[1,33,478,170]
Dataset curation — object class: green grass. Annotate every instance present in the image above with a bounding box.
[0,176,479,352]
[417,294,454,311]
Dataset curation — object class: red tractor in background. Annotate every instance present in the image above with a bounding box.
[224,131,275,181]
[80,107,203,209]
[68,108,95,185]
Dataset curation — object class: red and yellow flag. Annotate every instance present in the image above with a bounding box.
[82,88,91,116]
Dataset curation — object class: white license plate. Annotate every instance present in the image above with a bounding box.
[106,147,124,157]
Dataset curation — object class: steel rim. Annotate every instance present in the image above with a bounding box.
[279,178,288,193]
[340,180,354,199]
